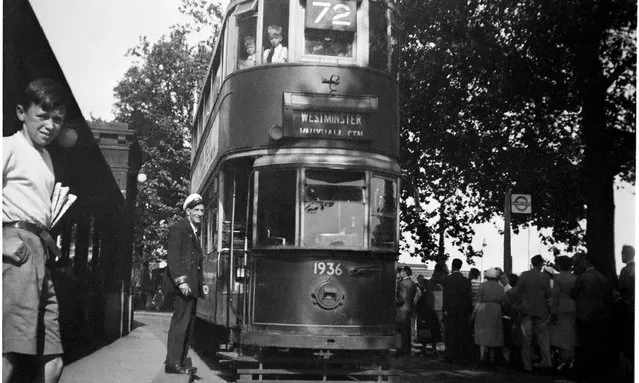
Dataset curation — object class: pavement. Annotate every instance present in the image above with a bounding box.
[59,311,224,383]
[58,311,581,383]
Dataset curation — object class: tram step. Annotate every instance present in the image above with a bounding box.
[217,351,259,362]
[238,368,400,375]
[216,352,392,366]
[238,381,364,383]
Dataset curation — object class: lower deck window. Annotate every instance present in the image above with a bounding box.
[256,169,296,246]
[303,170,365,247]
[370,177,396,248]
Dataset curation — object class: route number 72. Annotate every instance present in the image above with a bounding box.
[306,0,356,31]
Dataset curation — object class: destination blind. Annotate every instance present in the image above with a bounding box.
[290,110,370,139]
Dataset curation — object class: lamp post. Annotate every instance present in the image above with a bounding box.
[481,238,487,281]
[135,173,147,264]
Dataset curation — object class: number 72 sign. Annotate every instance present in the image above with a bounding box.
[306,0,357,32]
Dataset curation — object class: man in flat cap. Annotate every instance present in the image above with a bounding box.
[164,194,206,375]
[511,254,552,373]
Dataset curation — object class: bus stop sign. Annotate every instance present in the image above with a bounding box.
[511,194,532,214]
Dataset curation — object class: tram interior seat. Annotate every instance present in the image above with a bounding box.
[315,233,359,247]
[264,236,286,246]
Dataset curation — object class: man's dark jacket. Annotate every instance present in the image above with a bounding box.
[164,218,203,297]
[442,271,472,316]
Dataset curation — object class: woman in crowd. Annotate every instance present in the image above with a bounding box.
[429,262,448,328]
[415,276,442,356]
[550,255,577,372]
[469,268,481,305]
[474,267,506,368]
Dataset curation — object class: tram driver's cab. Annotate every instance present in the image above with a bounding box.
[226,0,400,73]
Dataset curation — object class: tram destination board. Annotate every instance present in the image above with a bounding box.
[289,109,371,140]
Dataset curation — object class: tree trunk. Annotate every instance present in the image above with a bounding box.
[581,68,617,280]
[583,143,617,280]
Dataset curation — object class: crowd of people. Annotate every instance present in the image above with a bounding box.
[395,247,635,382]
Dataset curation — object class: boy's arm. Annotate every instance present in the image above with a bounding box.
[3,140,13,189]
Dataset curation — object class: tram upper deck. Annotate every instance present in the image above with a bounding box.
[190,0,401,192]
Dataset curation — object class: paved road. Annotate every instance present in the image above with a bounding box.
[133,311,580,383]
[134,311,230,383]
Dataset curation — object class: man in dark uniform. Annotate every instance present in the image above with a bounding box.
[164,193,206,375]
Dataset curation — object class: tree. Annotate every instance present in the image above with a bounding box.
[113,0,223,264]
[399,0,635,277]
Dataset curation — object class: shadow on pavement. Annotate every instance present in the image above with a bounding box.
[189,318,236,382]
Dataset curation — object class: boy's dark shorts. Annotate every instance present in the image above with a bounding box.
[2,227,63,355]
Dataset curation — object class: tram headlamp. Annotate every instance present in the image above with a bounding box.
[236,265,249,282]
[269,125,283,141]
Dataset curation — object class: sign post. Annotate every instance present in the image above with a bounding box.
[504,188,512,275]
[504,192,532,275]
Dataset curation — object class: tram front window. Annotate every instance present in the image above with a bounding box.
[257,169,296,246]
[370,177,397,248]
[303,170,365,247]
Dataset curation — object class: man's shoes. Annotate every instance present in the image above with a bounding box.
[183,357,193,368]
[165,363,194,375]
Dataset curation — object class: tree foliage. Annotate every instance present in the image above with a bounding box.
[399,0,635,275]
[113,0,222,264]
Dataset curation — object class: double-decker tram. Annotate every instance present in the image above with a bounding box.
[190,0,401,381]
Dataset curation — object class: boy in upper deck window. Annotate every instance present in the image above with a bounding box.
[263,24,288,63]
[3,78,68,383]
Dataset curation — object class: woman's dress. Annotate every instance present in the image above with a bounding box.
[474,280,505,347]
[550,271,577,351]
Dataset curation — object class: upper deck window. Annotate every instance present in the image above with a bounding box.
[237,14,257,70]
[368,2,387,71]
[369,1,399,75]
[304,0,357,59]
[262,0,289,64]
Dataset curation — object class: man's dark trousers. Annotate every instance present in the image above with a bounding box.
[444,313,470,363]
[166,294,197,366]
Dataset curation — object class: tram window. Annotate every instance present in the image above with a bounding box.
[237,16,257,70]
[369,1,388,72]
[305,29,354,57]
[303,170,365,248]
[370,177,397,248]
[262,0,289,63]
[206,206,217,253]
[256,169,296,246]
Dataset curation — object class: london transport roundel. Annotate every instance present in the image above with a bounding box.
[511,194,532,214]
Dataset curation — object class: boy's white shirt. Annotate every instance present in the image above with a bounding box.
[3,130,55,227]
[263,44,288,63]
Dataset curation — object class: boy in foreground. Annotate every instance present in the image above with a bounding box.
[3,78,68,383]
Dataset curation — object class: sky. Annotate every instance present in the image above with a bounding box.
[30,0,203,121]
[29,0,636,275]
